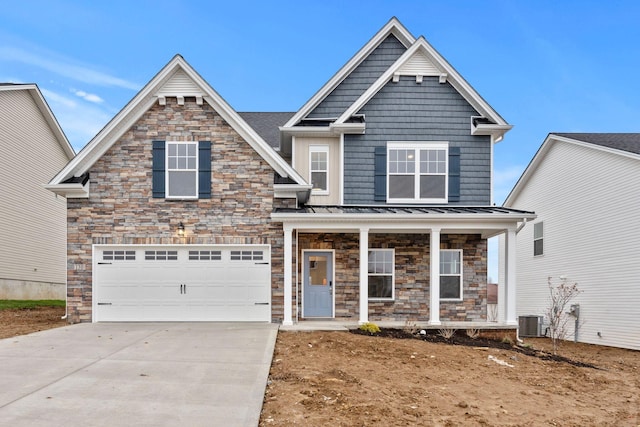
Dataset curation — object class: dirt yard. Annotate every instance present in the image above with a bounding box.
[0,306,67,339]
[2,309,638,426]
[260,330,639,426]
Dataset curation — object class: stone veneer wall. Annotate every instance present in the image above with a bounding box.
[297,233,487,322]
[66,97,288,323]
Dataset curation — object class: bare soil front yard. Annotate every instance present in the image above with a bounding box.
[2,308,638,426]
[260,330,639,426]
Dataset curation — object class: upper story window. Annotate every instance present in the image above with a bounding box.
[166,142,198,198]
[309,145,329,194]
[387,142,448,203]
[152,140,211,200]
[533,222,544,256]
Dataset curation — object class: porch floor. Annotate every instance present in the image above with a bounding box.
[279,320,517,332]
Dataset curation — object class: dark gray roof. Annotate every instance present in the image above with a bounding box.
[552,133,640,155]
[275,205,534,215]
[239,112,294,150]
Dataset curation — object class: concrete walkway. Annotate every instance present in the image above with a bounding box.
[0,322,278,427]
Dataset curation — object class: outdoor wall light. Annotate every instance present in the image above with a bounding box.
[177,222,185,236]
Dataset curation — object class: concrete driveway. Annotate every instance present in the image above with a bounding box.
[0,322,278,426]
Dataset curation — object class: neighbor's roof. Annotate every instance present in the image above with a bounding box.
[551,133,640,155]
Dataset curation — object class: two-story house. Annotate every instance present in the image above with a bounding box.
[46,18,533,327]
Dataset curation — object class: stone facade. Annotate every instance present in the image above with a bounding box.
[66,97,286,323]
[297,233,487,322]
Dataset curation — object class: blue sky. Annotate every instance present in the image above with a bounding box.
[2,1,640,279]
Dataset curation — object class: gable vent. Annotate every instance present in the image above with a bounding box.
[394,51,444,83]
[156,70,204,104]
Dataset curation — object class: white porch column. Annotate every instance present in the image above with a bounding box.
[282,226,294,326]
[429,228,441,325]
[505,227,518,325]
[497,233,507,324]
[359,227,369,325]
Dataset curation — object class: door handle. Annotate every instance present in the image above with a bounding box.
[184,284,187,294]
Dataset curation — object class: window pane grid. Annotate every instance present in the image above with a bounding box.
[166,142,198,198]
[368,249,394,299]
[440,250,462,300]
[388,145,447,201]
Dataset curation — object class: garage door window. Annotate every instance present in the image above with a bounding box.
[145,250,178,261]
[103,250,136,261]
[230,250,264,261]
[189,250,222,260]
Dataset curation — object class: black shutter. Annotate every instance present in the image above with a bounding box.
[198,141,212,199]
[152,141,165,198]
[374,146,387,202]
[448,146,461,202]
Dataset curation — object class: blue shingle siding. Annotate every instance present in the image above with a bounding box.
[344,76,491,205]
[307,35,407,119]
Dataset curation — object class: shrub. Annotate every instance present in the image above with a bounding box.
[359,322,381,335]
[438,328,456,340]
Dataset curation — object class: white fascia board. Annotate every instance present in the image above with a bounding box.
[273,184,313,199]
[336,37,511,132]
[283,17,415,129]
[271,212,537,226]
[44,182,89,198]
[471,122,514,143]
[49,55,306,186]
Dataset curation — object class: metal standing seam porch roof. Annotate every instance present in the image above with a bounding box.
[274,205,535,216]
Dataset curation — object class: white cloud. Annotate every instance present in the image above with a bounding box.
[0,45,140,91]
[39,87,110,150]
[72,89,104,104]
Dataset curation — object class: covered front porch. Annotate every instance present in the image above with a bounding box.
[271,206,535,328]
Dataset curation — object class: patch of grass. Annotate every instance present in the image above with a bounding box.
[0,300,65,310]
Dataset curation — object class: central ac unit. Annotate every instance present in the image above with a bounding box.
[518,315,543,337]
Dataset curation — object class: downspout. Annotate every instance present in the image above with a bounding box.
[295,229,299,323]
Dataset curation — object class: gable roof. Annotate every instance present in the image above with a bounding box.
[282,17,511,143]
[0,83,75,159]
[504,133,640,206]
[47,55,307,194]
[239,112,294,149]
[551,133,640,155]
[283,17,416,128]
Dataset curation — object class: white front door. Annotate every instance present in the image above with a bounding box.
[93,245,271,322]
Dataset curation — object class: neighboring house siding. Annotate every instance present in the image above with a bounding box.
[0,90,69,298]
[511,141,640,350]
[308,35,407,119]
[344,76,490,205]
[65,98,285,323]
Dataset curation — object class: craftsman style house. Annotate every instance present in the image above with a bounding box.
[47,18,533,326]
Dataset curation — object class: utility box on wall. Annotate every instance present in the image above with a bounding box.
[519,315,543,337]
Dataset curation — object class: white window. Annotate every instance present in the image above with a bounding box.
[368,249,394,299]
[533,222,544,256]
[387,142,448,203]
[440,249,462,300]
[166,142,198,198]
[309,145,329,194]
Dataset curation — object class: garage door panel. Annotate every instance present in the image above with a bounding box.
[94,245,271,322]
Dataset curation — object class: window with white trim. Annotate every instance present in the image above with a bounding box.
[533,222,544,256]
[309,145,329,194]
[440,249,462,300]
[166,141,198,198]
[387,142,448,203]
[368,249,394,299]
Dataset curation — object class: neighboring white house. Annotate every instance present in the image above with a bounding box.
[504,133,640,350]
[0,84,75,299]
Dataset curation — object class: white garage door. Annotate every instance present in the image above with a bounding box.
[93,245,271,322]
